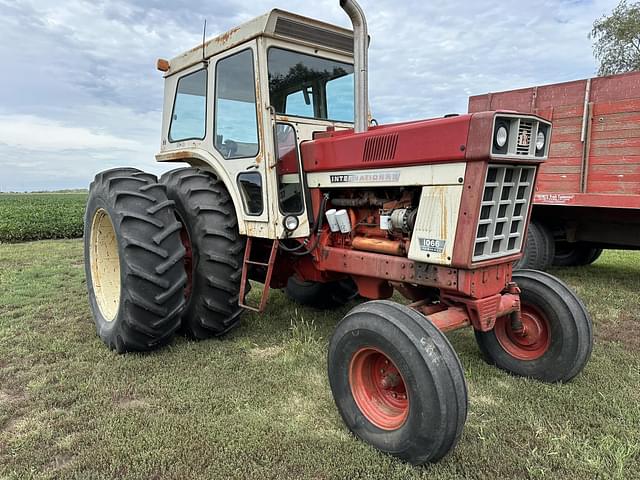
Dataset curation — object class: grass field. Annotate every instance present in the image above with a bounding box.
[0,240,639,480]
[0,193,87,243]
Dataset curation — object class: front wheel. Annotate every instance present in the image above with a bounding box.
[474,270,593,383]
[328,301,467,464]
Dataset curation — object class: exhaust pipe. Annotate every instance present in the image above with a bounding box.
[340,0,369,133]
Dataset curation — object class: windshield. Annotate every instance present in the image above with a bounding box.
[267,47,354,123]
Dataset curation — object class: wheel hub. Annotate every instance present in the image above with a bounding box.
[349,347,409,430]
[89,208,121,322]
[495,305,551,360]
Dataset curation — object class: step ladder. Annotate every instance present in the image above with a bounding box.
[238,237,278,312]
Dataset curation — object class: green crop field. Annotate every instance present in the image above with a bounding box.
[0,193,87,243]
[0,240,639,480]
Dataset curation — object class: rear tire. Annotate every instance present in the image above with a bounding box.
[474,270,593,383]
[553,242,603,267]
[328,300,467,464]
[161,167,245,339]
[84,168,186,353]
[285,277,359,309]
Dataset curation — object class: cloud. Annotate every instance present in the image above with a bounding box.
[0,0,620,191]
[0,115,139,151]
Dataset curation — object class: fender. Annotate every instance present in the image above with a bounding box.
[155,147,253,235]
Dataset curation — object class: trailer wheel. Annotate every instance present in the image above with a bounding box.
[514,222,554,270]
[160,167,246,339]
[534,221,555,270]
[84,168,186,353]
[285,277,359,309]
[553,242,603,267]
[514,222,542,270]
[328,301,467,464]
[474,270,593,383]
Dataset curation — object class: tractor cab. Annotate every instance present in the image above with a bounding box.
[156,10,358,240]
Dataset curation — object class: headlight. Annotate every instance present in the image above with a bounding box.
[495,126,508,148]
[536,130,545,151]
[283,215,299,232]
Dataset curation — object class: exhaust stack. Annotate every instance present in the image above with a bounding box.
[340,0,369,133]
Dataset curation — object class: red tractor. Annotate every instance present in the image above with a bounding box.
[83,0,593,464]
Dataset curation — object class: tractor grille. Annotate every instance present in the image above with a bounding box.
[473,164,536,262]
[516,121,533,156]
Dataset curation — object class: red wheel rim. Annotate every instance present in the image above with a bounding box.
[348,347,409,430]
[494,305,551,360]
[178,220,193,300]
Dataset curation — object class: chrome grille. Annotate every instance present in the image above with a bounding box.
[473,165,536,261]
[516,121,533,155]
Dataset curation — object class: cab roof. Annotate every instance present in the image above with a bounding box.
[166,9,355,75]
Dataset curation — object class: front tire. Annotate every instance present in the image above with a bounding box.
[474,270,593,383]
[84,168,186,353]
[328,301,467,464]
[161,167,246,339]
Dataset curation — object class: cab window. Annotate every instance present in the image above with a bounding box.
[275,123,304,215]
[268,48,354,122]
[169,69,207,142]
[215,49,260,159]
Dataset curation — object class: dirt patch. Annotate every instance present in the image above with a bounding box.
[46,453,73,471]
[1,415,24,433]
[0,389,26,404]
[597,313,640,351]
[471,394,499,407]
[113,394,149,409]
[249,345,284,359]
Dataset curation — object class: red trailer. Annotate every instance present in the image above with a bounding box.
[469,71,640,268]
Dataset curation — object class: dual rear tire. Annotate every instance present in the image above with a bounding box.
[84,167,245,352]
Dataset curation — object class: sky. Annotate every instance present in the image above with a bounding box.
[0,0,619,191]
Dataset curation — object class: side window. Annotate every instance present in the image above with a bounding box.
[275,123,304,215]
[169,69,207,142]
[215,49,259,159]
[326,74,354,123]
[237,172,263,215]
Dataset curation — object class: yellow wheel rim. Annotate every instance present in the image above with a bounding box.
[89,208,121,322]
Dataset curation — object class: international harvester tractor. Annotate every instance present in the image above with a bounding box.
[84,0,593,464]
